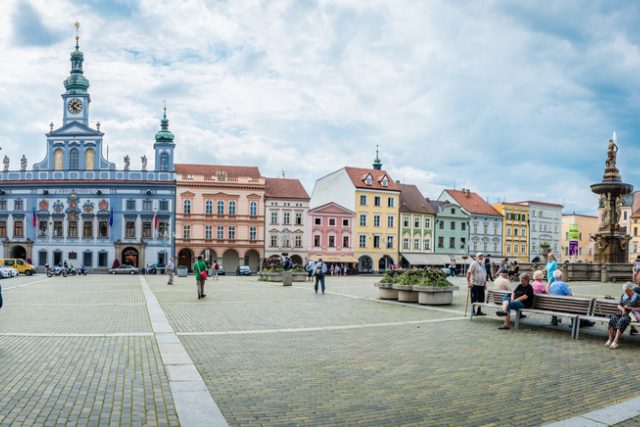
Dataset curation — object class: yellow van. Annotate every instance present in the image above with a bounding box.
[0,259,36,275]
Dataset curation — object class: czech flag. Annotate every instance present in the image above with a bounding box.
[153,211,159,230]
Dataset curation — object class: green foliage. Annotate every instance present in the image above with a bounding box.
[380,268,452,287]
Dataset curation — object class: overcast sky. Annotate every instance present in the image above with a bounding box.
[1,0,640,214]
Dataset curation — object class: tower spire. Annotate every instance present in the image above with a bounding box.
[74,21,80,50]
[64,21,89,95]
[155,102,175,144]
[373,144,382,170]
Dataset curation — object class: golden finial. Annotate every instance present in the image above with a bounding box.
[74,21,80,48]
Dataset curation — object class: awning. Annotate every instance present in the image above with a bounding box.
[400,253,465,266]
[319,255,356,263]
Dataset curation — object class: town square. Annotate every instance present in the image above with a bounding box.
[2,1,640,426]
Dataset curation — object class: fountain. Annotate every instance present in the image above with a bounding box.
[590,132,633,263]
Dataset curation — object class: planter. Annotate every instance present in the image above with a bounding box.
[413,285,460,305]
[393,284,418,303]
[259,272,307,283]
[374,282,398,300]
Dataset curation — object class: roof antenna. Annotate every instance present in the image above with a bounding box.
[281,169,286,178]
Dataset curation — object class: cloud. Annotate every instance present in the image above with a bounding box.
[11,1,64,46]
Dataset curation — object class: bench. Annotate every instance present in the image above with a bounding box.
[517,294,593,339]
[575,298,640,340]
[470,289,510,319]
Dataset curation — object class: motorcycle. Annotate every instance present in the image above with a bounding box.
[46,266,68,277]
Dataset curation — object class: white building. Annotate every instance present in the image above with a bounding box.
[516,201,563,261]
[264,178,310,266]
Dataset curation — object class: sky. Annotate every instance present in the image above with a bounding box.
[1,0,640,214]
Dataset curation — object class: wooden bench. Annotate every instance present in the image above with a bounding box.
[470,289,510,319]
[575,298,640,340]
[517,294,593,339]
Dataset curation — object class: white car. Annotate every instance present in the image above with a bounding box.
[0,267,14,278]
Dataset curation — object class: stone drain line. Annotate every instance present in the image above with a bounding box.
[139,276,228,427]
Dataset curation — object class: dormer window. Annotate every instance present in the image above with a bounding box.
[364,175,373,186]
[381,176,389,187]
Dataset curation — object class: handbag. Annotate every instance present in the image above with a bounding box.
[195,263,207,281]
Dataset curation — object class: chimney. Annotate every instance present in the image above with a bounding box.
[466,189,471,198]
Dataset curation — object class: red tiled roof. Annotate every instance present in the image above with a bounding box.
[265,178,310,200]
[399,183,435,214]
[444,189,501,216]
[175,164,261,178]
[344,167,400,191]
[513,200,564,208]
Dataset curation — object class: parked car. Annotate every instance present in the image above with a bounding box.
[217,267,226,276]
[0,267,13,278]
[0,258,36,275]
[238,265,252,276]
[109,265,140,275]
[146,263,166,274]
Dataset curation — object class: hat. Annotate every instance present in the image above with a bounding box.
[476,252,484,257]
[498,268,508,274]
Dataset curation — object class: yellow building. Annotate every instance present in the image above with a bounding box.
[493,203,529,262]
[309,156,400,272]
[561,214,598,262]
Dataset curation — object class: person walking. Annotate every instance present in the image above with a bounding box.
[193,256,208,299]
[466,252,488,316]
[314,258,328,294]
[484,254,493,281]
[212,260,220,280]
[165,257,175,285]
[305,260,315,282]
[546,253,558,284]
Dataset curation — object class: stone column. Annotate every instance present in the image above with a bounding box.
[601,263,608,283]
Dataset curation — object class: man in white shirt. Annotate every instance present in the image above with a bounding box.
[466,252,488,315]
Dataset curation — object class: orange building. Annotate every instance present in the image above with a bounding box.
[175,164,265,272]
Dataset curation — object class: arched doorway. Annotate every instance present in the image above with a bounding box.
[244,250,260,271]
[122,247,139,267]
[201,248,217,267]
[291,255,303,266]
[358,255,373,273]
[10,245,27,259]
[378,255,394,272]
[178,248,193,270]
[223,249,240,274]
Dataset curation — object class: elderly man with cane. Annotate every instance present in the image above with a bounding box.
[466,252,487,316]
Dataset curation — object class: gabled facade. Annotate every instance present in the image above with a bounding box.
[264,178,310,266]
[561,214,597,262]
[0,34,175,270]
[429,200,469,258]
[174,164,264,272]
[515,201,563,261]
[438,189,503,257]
[310,157,400,272]
[493,203,529,262]
[398,184,436,267]
[307,202,355,267]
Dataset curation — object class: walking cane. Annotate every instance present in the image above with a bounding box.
[464,284,471,317]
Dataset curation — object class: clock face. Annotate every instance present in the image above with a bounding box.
[67,98,83,114]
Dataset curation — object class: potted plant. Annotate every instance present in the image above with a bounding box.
[375,270,401,300]
[375,268,458,305]
[412,268,459,305]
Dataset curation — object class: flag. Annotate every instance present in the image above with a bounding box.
[32,207,36,227]
[109,207,113,227]
[153,211,159,230]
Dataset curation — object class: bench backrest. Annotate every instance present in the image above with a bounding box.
[591,299,619,317]
[485,289,510,304]
[531,294,592,315]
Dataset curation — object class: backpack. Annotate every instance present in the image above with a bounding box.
[214,262,219,270]
[315,264,323,276]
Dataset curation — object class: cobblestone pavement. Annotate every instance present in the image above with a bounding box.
[1,273,639,426]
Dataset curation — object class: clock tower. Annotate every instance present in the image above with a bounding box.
[62,22,90,126]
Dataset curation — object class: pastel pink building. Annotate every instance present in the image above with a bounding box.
[308,202,355,268]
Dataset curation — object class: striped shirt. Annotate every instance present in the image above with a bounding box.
[468,260,487,286]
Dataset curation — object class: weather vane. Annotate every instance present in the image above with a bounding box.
[74,21,80,48]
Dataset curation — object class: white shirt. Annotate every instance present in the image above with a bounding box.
[468,260,487,286]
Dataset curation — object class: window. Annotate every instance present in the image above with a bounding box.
[15,200,23,210]
[493,243,498,253]
[295,235,302,247]
[271,212,278,224]
[205,200,213,215]
[506,243,511,253]
[126,200,136,210]
[68,220,78,237]
[159,200,169,211]
[314,217,321,226]
[271,235,278,247]
[329,218,336,226]
[143,200,152,211]
[514,228,518,236]
[403,216,409,227]
[342,236,349,248]
[282,235,290,247]
[359,235,367,248]
[473,223,478,234]
[182,225,190,239]
[69,148,79,169]
[83,252,92,267]
[388,216,394,228]
[359,214,367,226]
[85,149,94,170]
[506,227,511,236]
[388,197,394,208]
[228,226,236,240]
[381,176,389,187]
[437,236,444,248]
[373,215,380,227]
[97,251,108,267]
[439,221,444,230]
[522,244,526,253]
[229,201,236,216]
[295,213,302,225]
[424,218,431,229]
[451,208,455,214]
[53,220,62,237]
[374,196,381,207]
[205,225,212,240]
[461,237,466,249]
[12,220,23,237]
[283,212,290,224]
[449,237,455,248]
[342,219,349,227]
[624,211,628,220]
[483,223,488,234]
[250,201,257,216]
[0,201,5,210]
[160,153,169,171]
[217,226,224,240]
[0,220,7,237]
[635,227,638,237]
[514,244,518,253]
[387,236,394,249]
[414,239,420,250]
[403,238,410,249]
[450,221,456,230]
[126,221,136,238]
[250,227,257,241]
[414,218,420,228]
[98,221,108,238]
[142,221,152,238]
[329,235,335,247]
[360,195,367,206]
[424,239,431,251]
[365,176,373,185]
[373,235,381,248]
[217,201,224,215]
[314,235,321,247]
[461,222,466,231]
[521,228,526,237]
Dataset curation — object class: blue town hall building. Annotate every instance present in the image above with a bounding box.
[0,36,176,270]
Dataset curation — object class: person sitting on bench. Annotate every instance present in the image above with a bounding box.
[605,282,640,349]
[496,273,534,330]
[508,261,520,280]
